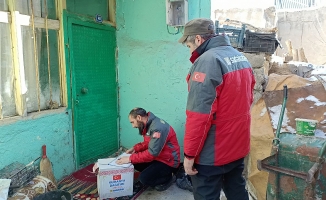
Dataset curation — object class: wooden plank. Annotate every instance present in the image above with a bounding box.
[285,40,293,56]
[103,20,116,27]
[33,16,60,30]
[17,14,60,30]
[292,49,299,61]
[8,1,27,116]
[298,48,308,63]
[56,0,67,106]
[108,0,116,26]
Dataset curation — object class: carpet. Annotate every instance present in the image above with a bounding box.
[57,164,146,200]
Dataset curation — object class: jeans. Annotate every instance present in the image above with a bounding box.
[191,158,249,200]
[134,160,174,187]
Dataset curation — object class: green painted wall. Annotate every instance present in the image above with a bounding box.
[0,109,75,180]
[116,0,211,155]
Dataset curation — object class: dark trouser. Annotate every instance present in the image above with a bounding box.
[133,160,174,187]
[191,158,248,200]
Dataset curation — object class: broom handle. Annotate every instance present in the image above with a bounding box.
[42,145,47,159]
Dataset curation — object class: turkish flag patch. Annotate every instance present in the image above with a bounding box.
[113,174,121,180]
[153,132,161,138]
[192,72,206,83]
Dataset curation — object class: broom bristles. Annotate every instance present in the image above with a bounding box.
[40,145,57,187]
[40,158,57,186]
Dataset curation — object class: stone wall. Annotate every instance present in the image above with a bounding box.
[244,53,267,105]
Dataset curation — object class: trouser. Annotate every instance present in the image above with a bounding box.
[133,160,174,187]
[191,158,249,200]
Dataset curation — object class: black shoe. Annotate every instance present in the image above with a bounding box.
[176,175,193,192]
[154,175,176,191]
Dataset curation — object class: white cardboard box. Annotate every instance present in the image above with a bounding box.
[97,153,134,199]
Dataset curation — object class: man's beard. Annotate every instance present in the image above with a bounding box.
[137,121,145,135]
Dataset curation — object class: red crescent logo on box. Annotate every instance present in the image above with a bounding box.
[192,72,206,83]
[113,174,121,180]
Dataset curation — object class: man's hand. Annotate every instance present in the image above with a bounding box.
[126,147,135,154]
[116,156,131,165]
[183,157,198,175]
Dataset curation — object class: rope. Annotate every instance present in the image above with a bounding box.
[30,0,41,112]
[44,0,53,106]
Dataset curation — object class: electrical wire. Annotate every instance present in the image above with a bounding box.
[166,25,180,35]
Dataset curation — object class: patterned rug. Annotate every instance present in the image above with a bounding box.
[57,164,146,200]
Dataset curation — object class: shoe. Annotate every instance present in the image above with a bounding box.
[154,175,176,191]
[176,175,193,192]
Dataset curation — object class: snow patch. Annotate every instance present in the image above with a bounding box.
[296,98,304,103]
[296,95,326,106]
[268,105,296,133]
[311,65,326,75]
[320,119,326,124]
[269,105,288,129]
[271,55,284,65]
[306,76,318,82]
[260,107,267,116]
[315,129,326,139]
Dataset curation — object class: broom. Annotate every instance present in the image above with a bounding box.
[40,145,57,187]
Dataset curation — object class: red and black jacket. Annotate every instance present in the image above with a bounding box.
[130,112,180,168]
[184,35,256,166]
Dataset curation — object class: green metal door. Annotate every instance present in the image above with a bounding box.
[65,13,118,167]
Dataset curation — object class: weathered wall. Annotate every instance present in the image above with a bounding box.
[116,0,211,154]
[276,7,326,65]
[0,108,75,180]
[214,7,277,29]
[212,0,276,29]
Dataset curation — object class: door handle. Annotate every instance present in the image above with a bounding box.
[81,87,88,94]
[75,100,79,104]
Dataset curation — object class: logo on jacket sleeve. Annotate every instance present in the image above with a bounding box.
[192,72,206,83]
[153,132,161,138]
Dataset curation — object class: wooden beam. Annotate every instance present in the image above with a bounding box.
[108,0,116,26]
[17,14,60,30]
[56,0,67,106]
[298,48,308,63]
[292,49,299,61]
[32,16,60,30]
[285,40,293,56]
[8,0,27,116]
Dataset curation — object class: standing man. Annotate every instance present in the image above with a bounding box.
[116,107,180,191]
[178,18,255,200]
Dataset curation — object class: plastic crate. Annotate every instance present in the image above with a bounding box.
[243,30,278,53]
[0,158,40,196]
[215,21,246,48]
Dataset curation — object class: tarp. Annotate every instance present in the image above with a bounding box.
[248,98,274,200]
